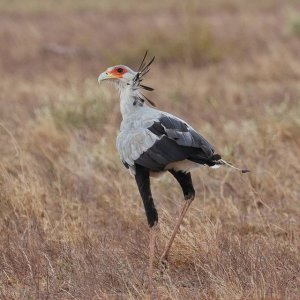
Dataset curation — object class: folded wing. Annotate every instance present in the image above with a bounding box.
[130,113,220,171]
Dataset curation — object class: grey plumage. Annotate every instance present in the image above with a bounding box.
[98,53,248,176]
[117,106,219,174]
[97,56,249,293]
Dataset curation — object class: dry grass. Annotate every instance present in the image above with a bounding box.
[0,1,300,299]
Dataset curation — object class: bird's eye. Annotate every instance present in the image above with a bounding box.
[117,67,123,73]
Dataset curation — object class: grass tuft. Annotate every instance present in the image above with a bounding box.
[0,1,300,299]
[106,21,225,68]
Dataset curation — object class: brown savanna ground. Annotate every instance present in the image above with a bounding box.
[0,0,300,299]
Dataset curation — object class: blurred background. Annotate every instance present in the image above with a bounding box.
[0,0,299,299]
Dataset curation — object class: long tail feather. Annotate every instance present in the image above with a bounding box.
[217,159,250,174]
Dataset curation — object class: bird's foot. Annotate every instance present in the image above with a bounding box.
[159,254,169,275]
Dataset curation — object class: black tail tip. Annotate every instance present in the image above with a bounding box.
[212,153,222,160]
[242,169,250,174]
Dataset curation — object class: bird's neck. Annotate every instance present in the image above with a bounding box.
[119,85,145,118]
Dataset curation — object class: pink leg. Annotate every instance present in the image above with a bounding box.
[160,199,193,263]
[148,224,158,297]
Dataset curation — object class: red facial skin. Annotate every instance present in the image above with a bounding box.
[107,66,128,78]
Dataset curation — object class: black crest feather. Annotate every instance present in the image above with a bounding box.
[132,51,156,106]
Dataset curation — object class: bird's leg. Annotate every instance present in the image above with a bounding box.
[160,199,192,263]
[134,164,158,297]
[148,223,158,296]
[160,171,195,263]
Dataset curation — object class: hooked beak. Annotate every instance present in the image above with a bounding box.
[98,72,114,83]
[98,70,123,84]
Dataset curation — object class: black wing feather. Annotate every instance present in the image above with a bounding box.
[135,114,219,171]
[135,136,187,171]
[149,116,215,157]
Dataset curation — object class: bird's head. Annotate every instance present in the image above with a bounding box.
[98,51,156,106]
[98,65,137,87]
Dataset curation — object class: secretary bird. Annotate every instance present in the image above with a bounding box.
[98,52,249,293]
